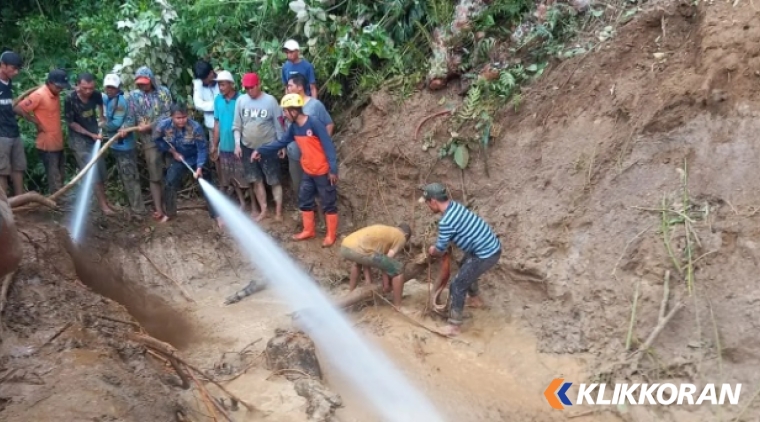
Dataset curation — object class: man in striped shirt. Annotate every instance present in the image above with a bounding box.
[420,183,501,336]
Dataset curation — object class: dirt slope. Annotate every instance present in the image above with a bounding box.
[0,216,182,421]
[3,1,760,421]
[337,0,760,419]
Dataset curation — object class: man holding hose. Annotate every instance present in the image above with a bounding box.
[65,72,115,215]
[420,183,501,337]
[103,73,145,215]
[120,66,173,221]
[153,103,221,228]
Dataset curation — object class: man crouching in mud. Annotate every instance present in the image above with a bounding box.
[0,186,22,278]
[420,183,501,337]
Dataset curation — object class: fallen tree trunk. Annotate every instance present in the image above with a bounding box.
[335,284,383,308]
[334,257,440,309]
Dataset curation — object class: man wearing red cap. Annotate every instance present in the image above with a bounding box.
[232,72,285,222]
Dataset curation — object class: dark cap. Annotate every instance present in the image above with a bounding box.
[47,69,71,89]
[0,51,23,68]
[418,183,449,203]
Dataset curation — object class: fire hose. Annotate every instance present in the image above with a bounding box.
[429,251,451,315]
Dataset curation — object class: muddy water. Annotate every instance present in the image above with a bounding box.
[61,232,197,349]
[323,287,622,422]
[158,266,622,422]
[103,225,622,421]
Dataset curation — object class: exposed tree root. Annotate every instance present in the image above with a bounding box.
[130,332,257,416]
[415,110,452,140]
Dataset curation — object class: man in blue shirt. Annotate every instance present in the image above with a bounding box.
[420,183,502,336]
[104,74,145,215]
[281,39,318,99]
[211,70,246,208]
[154,103,220,228]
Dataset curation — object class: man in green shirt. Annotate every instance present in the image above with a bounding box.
[211,71,246,208]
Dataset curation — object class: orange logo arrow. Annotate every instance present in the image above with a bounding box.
[544,378,565,410]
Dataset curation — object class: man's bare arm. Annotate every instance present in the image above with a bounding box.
[13,105,41,129]
[69,122,98,138]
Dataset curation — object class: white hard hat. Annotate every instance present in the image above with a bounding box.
[214,70,235,83]
[283,39,300,51]
[104,74,121,88]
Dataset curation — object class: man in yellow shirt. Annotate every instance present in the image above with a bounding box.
[340,223,412,309]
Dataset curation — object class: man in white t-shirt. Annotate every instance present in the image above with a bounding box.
[192,60,220,140]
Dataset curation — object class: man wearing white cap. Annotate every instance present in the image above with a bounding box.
[211,70,246,208]
[281,39,318,99]
[103,74,145,215]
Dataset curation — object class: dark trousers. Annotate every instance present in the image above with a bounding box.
[448,249,501,325]
[298,173,337,214]
[112,149,145,213]
[164,160,217,219]
[37,149,64,195]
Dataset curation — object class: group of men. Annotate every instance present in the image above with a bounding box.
[0,39,503,337]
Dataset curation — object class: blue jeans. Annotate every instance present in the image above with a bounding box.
[298,173,337,214]
[448,249,501,325]
[164,160,217,219]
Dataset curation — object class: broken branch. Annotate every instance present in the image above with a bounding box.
[371,290,468,343]
[131,332,256,412]
[629,299,685,373]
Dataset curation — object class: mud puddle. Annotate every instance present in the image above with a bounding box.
[158,268,620,422]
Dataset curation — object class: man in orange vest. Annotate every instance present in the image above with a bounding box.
[252,94,339,247]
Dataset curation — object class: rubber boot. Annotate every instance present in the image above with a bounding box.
[293,211,316,241]
[322,213,338,247]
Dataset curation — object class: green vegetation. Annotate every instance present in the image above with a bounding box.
[2,0,633,192]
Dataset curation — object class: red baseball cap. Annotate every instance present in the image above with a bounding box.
[135,76,151,85]
[242,73,259,88]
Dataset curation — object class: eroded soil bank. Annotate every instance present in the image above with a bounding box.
[3,0,760,421]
